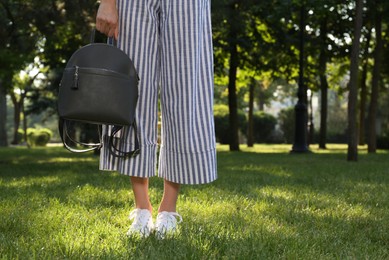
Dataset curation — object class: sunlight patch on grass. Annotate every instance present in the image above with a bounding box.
[29,201,125,257]
[217,143,376,155]
[67,183,130,209]
[0,185,130,258]
[217,144,291,153]
[254,188,380,253]
[35,157,97,164]
[0,176,62,190]
[240,164,293,178]
[242,144,292,153]
[314,143,342,152]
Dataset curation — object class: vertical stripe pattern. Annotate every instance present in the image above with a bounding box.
[99,0,217,185]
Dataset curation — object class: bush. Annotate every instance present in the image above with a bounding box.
[326,131,347,143]
[278,107,295,144]
[16,129,25,143]
[26,128,53,147]
[377,133,389,150]
[252,111,277,143]
[214,104,247,144]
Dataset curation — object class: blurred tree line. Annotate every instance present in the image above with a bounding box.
[0,0,388,159]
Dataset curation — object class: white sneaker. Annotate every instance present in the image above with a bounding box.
[126,209,154,238]
[155,211,183,239]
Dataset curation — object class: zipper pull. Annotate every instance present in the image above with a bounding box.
[73,66,79,89]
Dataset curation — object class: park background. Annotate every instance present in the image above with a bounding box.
[0,0,389,153]
[1,0,389,259]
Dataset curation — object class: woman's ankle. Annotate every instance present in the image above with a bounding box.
[158,179,180,213]
[131,176,152,213]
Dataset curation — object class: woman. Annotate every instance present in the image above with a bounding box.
[96,0,217,238]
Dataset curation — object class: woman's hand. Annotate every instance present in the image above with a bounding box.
[96,0,119,40]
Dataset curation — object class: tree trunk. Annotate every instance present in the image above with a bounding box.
[228,42,240,151]
[359,29,371,146]
[367,2,382,153]
[10,92,22,145]
[347,0,363,161]
[258,83,265,111]
[359,58,368,146]
[0,79,8,147]
[247,79,254,147]
[22,98,30,148]
[258,99,265,111]
[318,19,328,149]
[308,89,314,145]
[227,1,240,151]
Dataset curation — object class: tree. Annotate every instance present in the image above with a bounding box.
[0,0,97,147]
[247,78,255,147]
[347,0,364,161]
[28,0,97,116]
[312,1,350,148]
[299,0,354,149]
[212,0,263,151]
[367,0,383,153]
[318,18,329,149]
[0,79,6,146]
[226,1,240,151]
[0,0,40,146]
[359,28,372,146]
[9,64,44,145]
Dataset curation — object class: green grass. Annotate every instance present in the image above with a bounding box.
[0,144,388,259]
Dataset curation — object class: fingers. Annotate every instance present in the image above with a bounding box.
[114,27,119,40]
[96,1,119,39]
[96,16,117,38]
[107,26,117,40]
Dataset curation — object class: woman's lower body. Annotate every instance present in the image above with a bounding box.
[99,0,217,237]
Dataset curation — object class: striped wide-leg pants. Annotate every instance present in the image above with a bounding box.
[99,0,217,185]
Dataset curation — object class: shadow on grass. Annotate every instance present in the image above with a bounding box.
[0,147,134,209]
[1,147,388,207]
[1,146,388,258]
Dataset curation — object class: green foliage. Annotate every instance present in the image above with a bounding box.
[0,145,389,258]
[214,104,247,144]
[252,111,277,143]
[2,0,389,151]
[15,129,24,143]
[0,2,39,81]
[26,128,52,147]
[278,107,295,144]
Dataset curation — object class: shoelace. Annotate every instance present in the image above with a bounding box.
[168,212,183,224]
[157,212,183,226]
[129,209,152,227]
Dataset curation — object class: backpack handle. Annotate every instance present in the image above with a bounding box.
[90,28,116,45]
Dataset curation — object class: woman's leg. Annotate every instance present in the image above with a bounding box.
[128,177,154,237]
[158,0,217,185]
[155,180,182,238]
[131,177,152,212]
[158,179,180,212]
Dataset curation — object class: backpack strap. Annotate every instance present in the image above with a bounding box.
[59,118,140,158]
[108,122,140,158]
[59,118,102,153]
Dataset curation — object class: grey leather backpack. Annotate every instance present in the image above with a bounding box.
[58,33,139,157]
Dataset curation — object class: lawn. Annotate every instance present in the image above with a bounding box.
[0,144,388,259]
